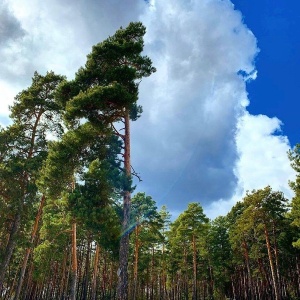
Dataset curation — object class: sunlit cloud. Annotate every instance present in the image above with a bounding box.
[0,0,295,218]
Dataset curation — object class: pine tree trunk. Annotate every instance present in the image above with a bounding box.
[231,275,236,300]
[192,234,197,300]
[59,251,68,300]
[133,224,140,300]
[108,261,115,299]
[0,211,21,289]
[22,254,34,299]
[296,256,300,297]
[91,243,100,300]
[117,111,131,300]
[103,253,108,296]
[70,222,78,300]
[13,195,45,300]
[264,224,280,300]
[242,239,253,298]
[151,247,155,300]
[273,223,282,297]
[161,237,167,299]
[82,239,91,300]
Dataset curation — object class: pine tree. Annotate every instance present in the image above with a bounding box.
[130,192,163,299]
[0,71,64,290]
[207,216,232,298]
[230,187,288,299]
[53,22,155,300]
[288,144,300,248]
[168,203,209,299]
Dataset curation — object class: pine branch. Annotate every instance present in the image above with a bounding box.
[131,165,142,182]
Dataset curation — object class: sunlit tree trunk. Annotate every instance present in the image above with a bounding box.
[264,224,280,300]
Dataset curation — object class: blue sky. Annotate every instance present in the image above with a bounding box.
[232,0,300,147]
[0,0,297,218]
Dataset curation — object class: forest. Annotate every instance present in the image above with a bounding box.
[1,22,300,300]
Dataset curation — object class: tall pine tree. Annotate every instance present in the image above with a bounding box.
[51,22,155,300]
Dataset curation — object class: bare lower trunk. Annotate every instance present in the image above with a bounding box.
[14,195,45,300]
[117,111,131,300]
[91,243,100,300]
[192,234,197,300]
[59,251,68,299]
[70,222,78,300]
[0,212,21,289]
[265,224,280,300]
[273,223,281,297]
[117,191,131,300]
[242,239,253,298]
[81,239,91,300]
[133,224,140,300]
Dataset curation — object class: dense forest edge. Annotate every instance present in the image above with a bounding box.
[1,22,300,300]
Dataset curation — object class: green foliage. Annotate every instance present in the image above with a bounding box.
[38,122,114,197]
[177,202,209,236]
[0,71,64,218]
[288,144,300,248]
[68,160,121,251]
[230,187,286,242]
[131,193,161,226]
[167,203,209,278]
[56,22,155,128]
[130,193,164,251]
[35,23,157,280]
[10,71,65,134]
[208,216,232,273]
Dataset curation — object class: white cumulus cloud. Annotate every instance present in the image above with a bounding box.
[206,112,295,219]
[0,0,296,218]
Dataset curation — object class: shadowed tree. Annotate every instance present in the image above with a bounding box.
[158,205,171,298]
[38,124,123,299]
[207,216,232,299]
[0,71,64,290]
